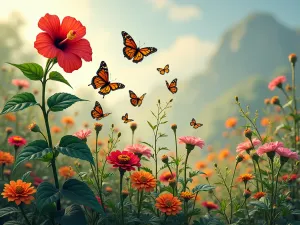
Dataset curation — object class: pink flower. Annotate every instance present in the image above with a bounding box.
[268,76,286,91]
[124,144,152,158]
[73,129,92,140]
[276,147,299,160]
[8,136,27,147]
[236,138,261,153]
[12,79,30,89]
[107,150,141,171]
[257,141,284,156]
[178,136,205,149]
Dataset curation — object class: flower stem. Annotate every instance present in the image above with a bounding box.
[229,163,238,223]
[19,204,31,225]
[274,164,283,207]
[269,158,275,225]
[188,192,198,224]
[119,169,125,225]
[291,63,298,154]
[137,190,143,218]
[183,151,190,191]
[244,199,251,222]
[131,130,134,145]
[173,129,179,195]
[252,159,259,191]
[256,161,264,191]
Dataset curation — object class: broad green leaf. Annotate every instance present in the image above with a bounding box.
[49,71,73,88]
[0,207,19,218]
[36,182,60,212]
[61,179,102,212]
[57,135,94,165]
[14,140,52,170]
[21,171,32,181]
[192,184,215,193]
[4,221,23,225]
[8,62,43,80]
[47,93,87,112]
[0,92,38,114]
[60,204,87,225]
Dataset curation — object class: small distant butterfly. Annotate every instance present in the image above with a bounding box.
[121,31,157,63]
[91,101,111,120]
[129,90,146,107]
[121,113,134,123]
[190,118,203,129]
[165,78,178,94]
[157,64,169,75]
[89,61,125,98]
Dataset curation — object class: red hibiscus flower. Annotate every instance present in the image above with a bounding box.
[107,150,141,171]
[34,13,92,73]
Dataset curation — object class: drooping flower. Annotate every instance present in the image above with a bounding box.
[253,192,266,200]
[0,151,14,165]
[201,201,218,211]
[12,79,30,89]
[268,76,286,90]
[8,136,27,147]
[94,123,103,133]
[107,150,141,171]
[1,180,36,205]
[178,136,205,151]
[73,129,92,141]
[225,117,238,128]
[5,127,13,135]
[243,188,251,199]
[61,116,75,126]
[270,96,280,105]
[180,191,195,201]
[236,138,261,153]
[124,144,152,158]
[276,147,299,160]
[159,171,176,183]
[58,166,76,179]
[155,193,182,215]
[34,13,92,73]
[257,141,284,156]
[264,98,270,105]
[51,126,62,133]
[130,171,156,192]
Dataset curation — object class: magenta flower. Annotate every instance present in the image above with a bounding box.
[124,144,152,158]
[236,138,261,153]
[178,136,205,151]
[276,147,299,160]
[257,141,284,156]
[12,79,30,89]
[73,129,92,140]
[268,76,286,91]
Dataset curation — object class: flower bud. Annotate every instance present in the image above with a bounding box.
[161,155,169,164]
[168,178,177,188]
[169,99,173,103]
[5,127,13,136]
[236,154,245,163]
[158,99,160,104]
[243,188,251,199]
[171,124,177,131]
[270,96,280,105]
[289,53,297,65]
[94,123,103,133]
[118,132,122,138]
[28,122,41,133]
[214,163,218,168]
[121,190,129,199]
[105,186,113,193]
[235,96,239,102]
[244,128,252,139]
[285,84,292,92]
[130,122,137,132]
[264,98,270,105]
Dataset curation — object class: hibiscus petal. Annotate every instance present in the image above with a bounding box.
[65,39,92,62]
[60,16,86,42]
[34,32,59,58]
[57,51,82,73]
[38,13,60,39]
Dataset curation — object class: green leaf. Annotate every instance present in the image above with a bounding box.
[21,171,32,181]
[147,121,156,130]
[249,201,268,210]
[283,100,293,109]
[61,179,102,212]
[189,171,205,178]
[140,141,153,149]
[0,92,38,114]
[192,184,215,193]
[8,62,43,80]
[60,204,87,225]
[36,182,60,212]
[49,71,73,88]
[0,207,19,218]
[57,135,94,165]
[47,93,87,112]
[14,140,52,171]
[4,221,23,225]
[140,167,153,174]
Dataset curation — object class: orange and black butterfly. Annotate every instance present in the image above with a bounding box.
[129,90,146,107]
[121,31,157,63]
[89,61,125,98]
[157,64,169,75]
[165,78,178,94]
[91,101,111,120]
[121,113,134,123]
[190,118,203,129]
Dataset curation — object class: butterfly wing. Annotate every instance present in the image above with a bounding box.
[122,31,138,60]
[133,47,157,63]
[157,68,165,75]
[167,78,178,94]
[193,123,203,129]
[121,113,128,122]
[90,61,109,89]
[91,101,111,120]
[164,64,170,73]
[129,90,139,107]
[190,118,196,127]
[137,93,146,107]
[109,82,125,91]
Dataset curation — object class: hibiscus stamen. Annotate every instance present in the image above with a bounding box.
[58,30,77,45]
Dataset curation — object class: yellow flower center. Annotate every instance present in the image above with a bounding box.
[13,136,22,142]
[15,185,24,194]
[118,155,130,162]
[165,199,172,207]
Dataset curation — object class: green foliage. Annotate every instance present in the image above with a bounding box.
[21,171,32,181]
[49,71,73,88]
[36,182,61,212]
[192,184,215,193]
[0,207,19,218]
[59,204,87,225]
[47,93,87,112]
[8,62,43,80]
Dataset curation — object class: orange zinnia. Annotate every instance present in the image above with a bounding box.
[5,113,16,122]
[253,191,266,200]
[0,151,14,165]
[180,191,195,201]
[58,166,76,179]
[155,193,182,215]
[207,153,216,162]
[195,161,207,170]
[238,174,254,183]
[131,171,156,192]
[1,180,36,205]
[61,116,74,126]
[24,162,33,169]
[225,117,237,129]
[218,148,230,160]
[201,169,213,178]
[51,126,62,133]
[260,117,270,127]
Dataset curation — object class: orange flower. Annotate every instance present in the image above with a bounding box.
[58,166,76,179]
[207,153,216,162]
[131,171,156,192]
[1,180,36,205]
[5,113,16,122]
[0,151,14,165]
[260,117,270,127]
[195,161,207,170]
[238,174,254,183]
[201,169,213,178]
[218,148,230,160]
[159,171,176,183]
[105,186,112,193]
[51,126,62,134]
[24,162,33,169]
[225,117,237,129]
[155,193,182,215]
[253,191,266,200]
[202,201,218,210]
[61,116,74,126]
[180,191,195,201]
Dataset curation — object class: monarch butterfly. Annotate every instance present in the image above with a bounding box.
[121,113,134,123]
[157,64,169,75]
[91,101,111,120]
[121,31,157,63]
[129,90,146,107]
[89,61,125,98]
[165,78,178,94]
[190,118,203,129]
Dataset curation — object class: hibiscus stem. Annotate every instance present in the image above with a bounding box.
[19,204,32,225]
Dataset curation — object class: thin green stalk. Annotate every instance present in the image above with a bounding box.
[252,159,259,191]
[244,199,251,222]
[19,204,31,225]
[184,201,188,225]
[279,105,291,127]
[131,130,134,145]
[229,163,238,223]
[188,192,198,224]
[137,190,143,218]
[173,129,179,194]
[291,63,298,154]
[183,151,190,191]
[256,161,264,191]
[274,164,283,206]
[269,159,275,225]
[279,87,294,111]
[38,131,47,142]
[119,170,125,225]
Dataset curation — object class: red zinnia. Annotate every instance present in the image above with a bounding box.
[8,136,27,147]
[34,13,92,73]
[106,150,141,171]
[201,201,218,211]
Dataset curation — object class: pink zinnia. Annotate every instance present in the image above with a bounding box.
[268,76,286,91]
[178,136,205,149]
[257,141,284,156]
[124,144,152,158]
[12,79,30,89]
[276,147,299,160]
[107,150,141,171]
[236,138,261,153]
[8,136,27,147]
[73,129,92,140]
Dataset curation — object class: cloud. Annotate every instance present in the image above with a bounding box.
[148,0,201,22]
